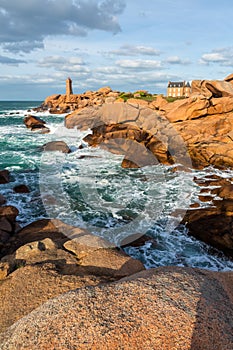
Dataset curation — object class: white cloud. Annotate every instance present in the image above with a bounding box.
[116,59,163,69]
[200,48,233,66]
[165,56,191,65]
[201,53,226,63]
[107,44,161,56]
[38,56,90,73]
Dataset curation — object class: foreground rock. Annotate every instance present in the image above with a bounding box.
[1,266,233,350]
[0,218,144,332]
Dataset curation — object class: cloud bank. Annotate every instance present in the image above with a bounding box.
[0,0,126,53]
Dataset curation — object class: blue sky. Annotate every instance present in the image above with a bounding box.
[0,0,232,100]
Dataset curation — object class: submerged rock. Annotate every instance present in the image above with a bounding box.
[13,184,30,193]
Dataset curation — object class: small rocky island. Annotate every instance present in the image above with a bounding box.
[1,75,233,349]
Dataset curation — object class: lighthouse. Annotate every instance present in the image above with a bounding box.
[66,77,73,96]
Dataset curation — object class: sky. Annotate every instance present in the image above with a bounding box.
[0,0,233,100]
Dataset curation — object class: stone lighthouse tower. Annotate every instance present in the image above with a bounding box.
[66,77,73,96]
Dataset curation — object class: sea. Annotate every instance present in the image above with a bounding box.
[1,100,233,271]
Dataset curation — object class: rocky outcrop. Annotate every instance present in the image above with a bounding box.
[41,86,122,114]
[83,122,174,167]
[63,75,233,170]
[1,266,233,350]
[66,102,191,168]
[191,79,233,98]
[24,115,50,133]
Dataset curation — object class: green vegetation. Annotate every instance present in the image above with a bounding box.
[118,91,158,102]
[118,92,134,101]
[165,96,186,103]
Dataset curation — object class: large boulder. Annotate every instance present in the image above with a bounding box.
[1,267,233,350]
[191,79,233,98]
[40,141,71,153]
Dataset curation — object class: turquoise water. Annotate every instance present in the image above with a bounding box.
[1,101,233,271]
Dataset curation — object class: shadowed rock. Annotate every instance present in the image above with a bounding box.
[0,170,10,184]
[13,184,30,193]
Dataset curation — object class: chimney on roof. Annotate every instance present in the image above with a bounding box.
[66,77,73,96]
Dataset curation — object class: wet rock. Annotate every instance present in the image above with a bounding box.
[120,233,156,248]
[13,184,30,193]
[0,206,19,228]
[40,141,71,153]
[183,176,233,257]
[0,206,19,251]
[0,170,10,184]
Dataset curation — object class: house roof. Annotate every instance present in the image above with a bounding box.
[168,81,191,88]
